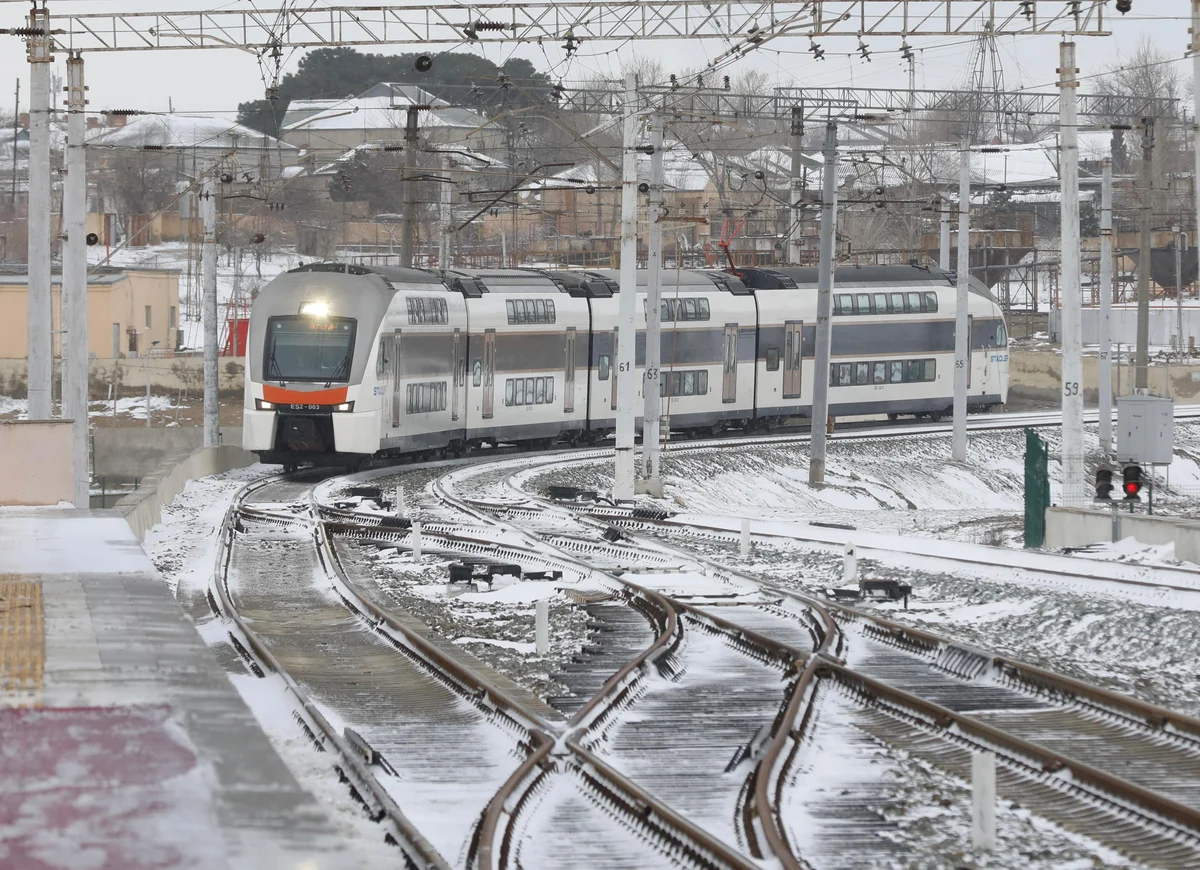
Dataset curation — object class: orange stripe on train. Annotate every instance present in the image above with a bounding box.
[262,385,349,405]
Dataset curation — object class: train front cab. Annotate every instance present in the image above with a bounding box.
[243,266,393,466]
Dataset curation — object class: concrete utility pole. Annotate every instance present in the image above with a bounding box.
[787,106,804,265]
[201,178,219,447]
[952,136,971,462]
[1136,117,1154,390]
[1176,227,1186,361]
[62,51,88,507]
[640,113,664,494]
[26,4,52,421]
[808,122,838,488]
[939,200,951,272]
[613,72,639,501]
[1193,0,1200,316]
[1059,41,1084,505]
[1099,159,1114,451]
[401,106,419,267]
[438,155,452,267]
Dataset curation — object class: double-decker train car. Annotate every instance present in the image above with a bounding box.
[242,262,1008,467]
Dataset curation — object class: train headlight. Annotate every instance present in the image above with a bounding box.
[299,300,328,317]
[332,401,354,412]
[255,399,275,410]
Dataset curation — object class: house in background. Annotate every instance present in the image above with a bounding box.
[0,267,180,359]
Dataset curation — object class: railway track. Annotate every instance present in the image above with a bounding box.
[424,448,1200,867]
[209,416,1200,868]
[217,468,780,869]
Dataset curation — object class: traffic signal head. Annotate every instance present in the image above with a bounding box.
[1122,465,1143,500]
[1094,467,1114,500]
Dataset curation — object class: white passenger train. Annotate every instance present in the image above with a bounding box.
[242,262,1008,467]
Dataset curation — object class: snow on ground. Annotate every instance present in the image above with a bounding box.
[143,465,401,870]
[528,425,1200,717]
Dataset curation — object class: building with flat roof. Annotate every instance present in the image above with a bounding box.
[0,267,179,359]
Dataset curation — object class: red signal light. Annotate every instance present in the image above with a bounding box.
[1123,480,1141,497]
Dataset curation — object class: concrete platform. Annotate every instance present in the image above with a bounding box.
[0,508,354,869]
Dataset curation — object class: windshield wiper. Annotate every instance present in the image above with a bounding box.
[268,350,287,386]
[324,353,352,388]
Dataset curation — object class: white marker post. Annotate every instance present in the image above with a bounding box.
[971,751,997,851]
[740,519,751,559]
[411,521,422,561]
[535,599,549,655]
[395,484,406,518]
[843,541,858,584]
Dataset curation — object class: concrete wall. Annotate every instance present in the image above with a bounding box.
[117,443,256,542]
[1051,306,1200,349]
[1045,505,1200,563]
[93,427,244,484]
[1009,348,1200,406]
[0,420,74,505]
[0,355,245,398]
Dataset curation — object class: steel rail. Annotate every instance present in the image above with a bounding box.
[216,473,452,870]
[822,601,1200,745]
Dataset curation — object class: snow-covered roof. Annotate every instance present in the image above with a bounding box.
[281,87,491,135]
[522,142,715,198]
[87,114,296,152]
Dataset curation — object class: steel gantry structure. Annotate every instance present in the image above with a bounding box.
[4,0,1123,505]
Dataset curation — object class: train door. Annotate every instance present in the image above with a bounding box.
[611,328,618,407]
[389,331,402,428]
[451,328,461,421]
[482,329,496,419]
[967,315,974,388]
[564,327,576,413]
[722,323,738,403]
[783,320,803,399]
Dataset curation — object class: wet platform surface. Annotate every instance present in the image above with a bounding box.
[0,508,353,870]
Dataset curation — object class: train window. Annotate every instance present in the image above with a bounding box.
[889,361,904,383]
[854,294,871,315]
[473,360,482,387]
[873,362,887,384]
[680,298,697,321]
[505,300,515,322]
[924,292,939,313]
[906,292,922,313]
[598,354,611,381]
[890,293,905,313]
[546,300,556,323]
[838,363,852,386]
[992,323,1008,346]
[924,359,936,381]
[855,362,870,385]
[534,299,547,322]
[406,381,447,414]
[545,378,554,403]
[834,295,852,316]
[407,297,448,325]
[505,379,515,405]
[873,293,889,314]
[376,338,388,376]
[661,369,708,397]
[766,347,780,371]
[683,371,696,395]
[535,377,546,404]
[906,360,924,382]
[698,299,710,320]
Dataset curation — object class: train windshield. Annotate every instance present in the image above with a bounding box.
[263,316,356,383]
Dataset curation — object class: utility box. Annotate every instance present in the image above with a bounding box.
[1116,395,1174,465]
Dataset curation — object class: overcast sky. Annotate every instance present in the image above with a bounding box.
[0,1,1191,118]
